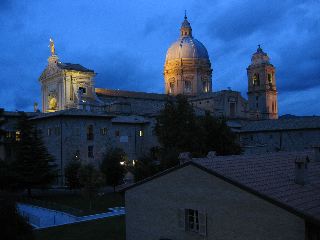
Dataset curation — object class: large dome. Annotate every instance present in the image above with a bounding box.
[165,37,209,60]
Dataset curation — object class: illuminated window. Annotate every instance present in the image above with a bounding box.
[268,73,273,84]
[169,82,174,94]
[15,130,21,142]
[88,146,94,158]
[202,81,209,93]
[253,73,260,86]
[6,131,13,139]
[87,125,94,140]
[100,127,107,135]
[139,130,143,137]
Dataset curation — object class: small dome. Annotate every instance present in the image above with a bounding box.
[251,45,270,65]
[165,37,209,60]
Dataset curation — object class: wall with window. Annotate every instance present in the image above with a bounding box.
[126,164,304,240]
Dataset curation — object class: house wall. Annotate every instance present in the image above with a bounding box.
[32,116,152,185]
[240,129,320,154]
[126,165,305,240]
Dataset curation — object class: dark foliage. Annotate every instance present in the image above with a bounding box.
[100,148,126,192]
[79,164,104,210]
[65,159,82,190]
[154,97,241,168]
[11,112,57,196]
[199,112,242,155]
[133,155,159,182]
[0,108,5,160]
[0,198,34,240]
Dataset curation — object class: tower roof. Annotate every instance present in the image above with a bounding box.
[165,13,209,61]
[251,45,270,65]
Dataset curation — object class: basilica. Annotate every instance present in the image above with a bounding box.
[40,14,277,120]
[1,14,319,185]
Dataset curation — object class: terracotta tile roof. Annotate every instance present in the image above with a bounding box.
[193,151,320,223]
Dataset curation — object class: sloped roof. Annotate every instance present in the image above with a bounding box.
[124,151,320,225]
[240,117,320,132]
[57,63,94,73]
[193,151,320,224]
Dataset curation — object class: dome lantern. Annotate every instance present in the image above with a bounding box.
[181,11,192,37]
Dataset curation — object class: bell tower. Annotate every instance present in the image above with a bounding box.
[247,45,278,120]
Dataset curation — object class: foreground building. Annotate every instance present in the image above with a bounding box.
[124,150,320,240]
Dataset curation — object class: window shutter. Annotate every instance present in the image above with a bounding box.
[178,208,186,231]
[198,211,207,236]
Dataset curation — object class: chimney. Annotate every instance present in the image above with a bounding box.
[294,156,309,185]
[179,152,191,165]
[313,145,320,162]
[207,151,216,158]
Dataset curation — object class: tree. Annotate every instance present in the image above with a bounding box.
[0,198,34,240]
[199,112,241,155]
[100,148,126,192]
[155,95,201,154]
[78,164,104,210]
[12,112,56,196]
[154,98,241,169]
[64,158,82,190]
[133,154,159,182]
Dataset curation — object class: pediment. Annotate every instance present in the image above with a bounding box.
[39,64,62,81]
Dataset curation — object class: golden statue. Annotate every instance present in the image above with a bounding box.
[49,38,55,55]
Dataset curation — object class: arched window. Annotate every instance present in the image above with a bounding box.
[253,73,260,86]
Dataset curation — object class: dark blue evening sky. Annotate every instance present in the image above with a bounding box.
[0,0,319,115]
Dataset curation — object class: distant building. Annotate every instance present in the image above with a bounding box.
[124,150,320,240]
[1,14,320,185]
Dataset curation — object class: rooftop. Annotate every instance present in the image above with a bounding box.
[240,117,320,132]
[57,62,94,73]
[124,150,320,225]
[96,88,170,101]
[193,151,320,224]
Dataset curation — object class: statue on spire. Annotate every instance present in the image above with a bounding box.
[49,38,55,56]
